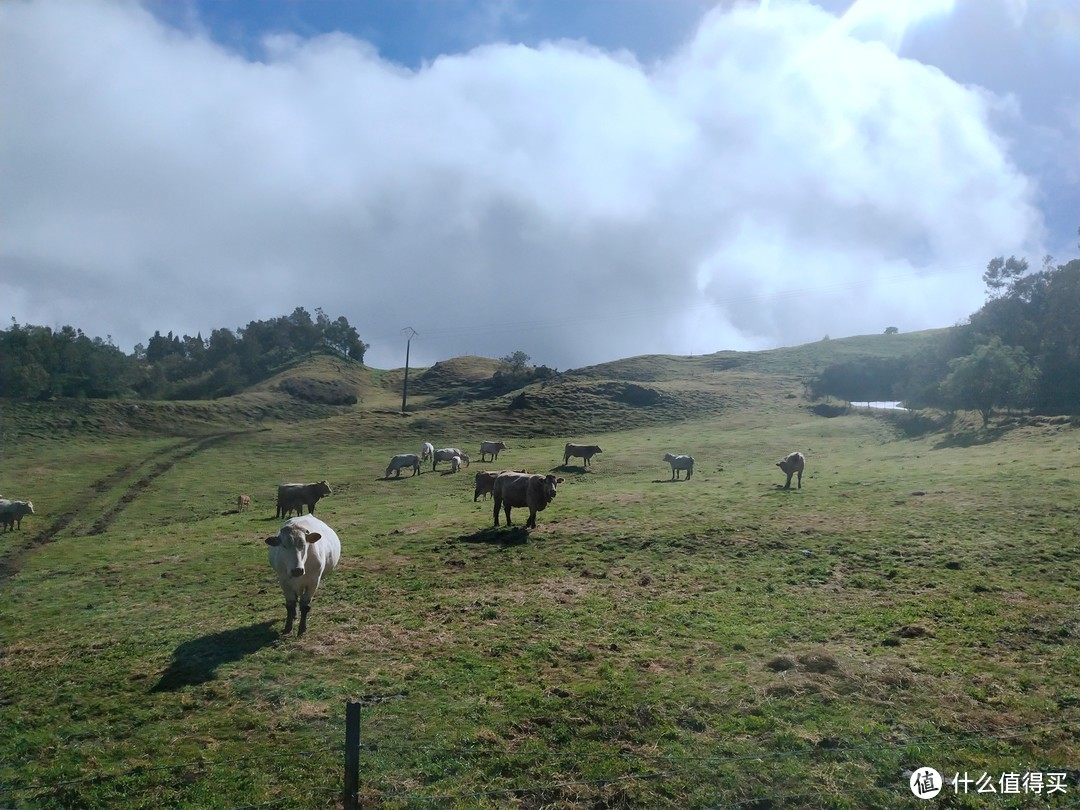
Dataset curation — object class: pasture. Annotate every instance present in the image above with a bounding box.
[1,342,1078,808]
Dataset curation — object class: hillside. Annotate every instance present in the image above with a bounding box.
[0,330,943,444]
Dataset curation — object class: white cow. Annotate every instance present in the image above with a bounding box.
[385,453,421,478]
[662,453,695,480]
[0,500,34,531]
[450,455,462,473]
[265,515,341,636]
[479,441,509,462]
[433,448,470,471]
[421,442,435,462]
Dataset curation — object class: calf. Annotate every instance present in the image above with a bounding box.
[237,494,251,513]
[493,472,564,530]
[776,451,805,489]
[265,515,341,636]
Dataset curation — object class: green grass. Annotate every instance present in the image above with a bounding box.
[1,340,1077,809]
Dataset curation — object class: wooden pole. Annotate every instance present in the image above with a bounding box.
[344,701,361,810]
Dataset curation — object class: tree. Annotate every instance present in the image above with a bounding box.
[501,351,530,370]
[982,256,1029,299]
[884,326,899,335]
[940,338,1037,426]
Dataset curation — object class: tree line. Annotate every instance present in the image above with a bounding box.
[810,250,1080,423]
[0,307,367,401]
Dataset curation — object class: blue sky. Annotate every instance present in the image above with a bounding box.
[2,0,1077,369]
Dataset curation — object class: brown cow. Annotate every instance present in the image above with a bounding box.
[493,472,564,529]
[275,481,332,518]
[563,443,602,467]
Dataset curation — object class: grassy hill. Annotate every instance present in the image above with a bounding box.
[1,328,1077,809]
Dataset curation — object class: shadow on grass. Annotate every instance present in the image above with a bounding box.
[933,427,1009,449]
[766,485,803,494]
[652,478,690,484]
[151,621,279,693]
[454,526,530,547]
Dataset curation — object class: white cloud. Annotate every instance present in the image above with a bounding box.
[0,0,1051,370]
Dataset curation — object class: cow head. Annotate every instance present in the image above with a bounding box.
[543,475,565,499]
[315,481,332,496]
[266,525,323,577]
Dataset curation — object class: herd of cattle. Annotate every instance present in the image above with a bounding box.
[257,443,806,635]
[0,444,804,636]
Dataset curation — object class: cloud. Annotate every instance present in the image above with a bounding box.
[0,0,1048,370]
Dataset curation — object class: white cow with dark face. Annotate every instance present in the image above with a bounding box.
[265,515,341,636]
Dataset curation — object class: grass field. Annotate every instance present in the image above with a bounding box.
[1,333,1078,809]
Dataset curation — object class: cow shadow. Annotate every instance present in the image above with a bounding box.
[554,464,589,473]
[381,475,416,483]
[150,621,279,693]
[454,526,530,547]
[652,478,689,484]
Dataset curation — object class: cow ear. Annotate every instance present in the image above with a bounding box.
[306,532,322,544]
[556,477,564,484]
[265,536,281,546]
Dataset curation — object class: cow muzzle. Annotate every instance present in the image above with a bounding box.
[290,567,304,577]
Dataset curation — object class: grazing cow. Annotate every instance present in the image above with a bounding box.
[265,514,341,636]
[385,453,421,478]
[237,494,251,513]
[275,481,332,519]
[432,448,469,471]
[563,443,603,467]
[776,451,805,489]
[493,472,564,529]
[479,441,509,462]
[0,500,34,531]
[421,442,435,462]
[663,453,695,480]
[450,455,462,473]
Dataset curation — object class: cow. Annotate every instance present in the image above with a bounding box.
[479,441,509,462]
[237,494,251,513]
[0,500,34,531]
[663,453,695,480]
[432,448,469,471]
[493,472,564,529]
[474,471,500,501]
[474,469,528,501]
[275,481,332,519]
[265,514,341,636]
[564,443,603,467]
[776,451,805,489]
[421,442,435,462]
[385,453,421,478]
[450,455,462,473]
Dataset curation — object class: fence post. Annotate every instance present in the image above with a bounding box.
[344,700,361,810]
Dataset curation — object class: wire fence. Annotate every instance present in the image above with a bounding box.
[2,715,1076,808]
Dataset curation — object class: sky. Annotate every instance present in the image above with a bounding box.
[1,0,1077,371]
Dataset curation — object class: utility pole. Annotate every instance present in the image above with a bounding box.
[401,327,417,413]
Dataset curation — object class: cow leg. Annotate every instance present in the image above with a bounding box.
[503,504,513,526]
[526,510,537,529]
[493,498,501,526]
[784,473,793,490]
[297,601,312,636]
[797,471,802,489]
[283,600,297,634]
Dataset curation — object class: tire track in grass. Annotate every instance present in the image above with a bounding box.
[0,432,246,583]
